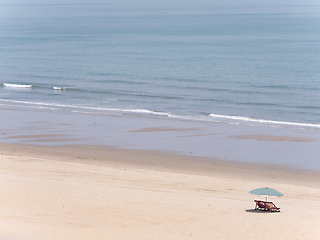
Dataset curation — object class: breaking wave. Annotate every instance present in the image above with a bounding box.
[0,99,319,130]
[3,83,33,88]
[208,113,320,129]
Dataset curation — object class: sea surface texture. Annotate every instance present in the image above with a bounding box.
[1,4,320,129]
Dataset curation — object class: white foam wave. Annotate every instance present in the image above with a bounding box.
[53,87,67,90]
[121,109,168,116]
[0,99,169,116]
[209,113,320,129]
[1,98,319,129]
[3,83,32,88]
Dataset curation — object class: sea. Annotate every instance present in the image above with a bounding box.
[1,4,320,129]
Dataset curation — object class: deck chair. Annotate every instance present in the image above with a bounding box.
[254,200,266,211]
[264,202,280,212]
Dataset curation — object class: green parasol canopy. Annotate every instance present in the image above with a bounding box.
[249,187,283,201]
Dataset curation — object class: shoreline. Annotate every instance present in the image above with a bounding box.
[1,143,320,240]
[1,105,320,170]
[2,99,320,131]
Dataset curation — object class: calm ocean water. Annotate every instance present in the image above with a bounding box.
[1,4,320,129]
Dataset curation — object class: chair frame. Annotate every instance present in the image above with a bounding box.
[254,200,267,211]
[254,200,281,212]
[264,201,281,212]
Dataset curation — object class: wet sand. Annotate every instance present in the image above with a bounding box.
[1,106,320,170]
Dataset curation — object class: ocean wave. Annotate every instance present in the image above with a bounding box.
[120,109,169,116]
[0,99,169,116]
[209,113,320,129]
[1,84,188,101]
[53,87,68,90]
[3,83,33,88]
[2,83,83,91]
[1,98,319,129]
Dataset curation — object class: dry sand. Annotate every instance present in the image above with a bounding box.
[1,143,320,240]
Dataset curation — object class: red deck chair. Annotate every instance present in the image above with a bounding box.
[264,202,281,212]
[254,200,266,211]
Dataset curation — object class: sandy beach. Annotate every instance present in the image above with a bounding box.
[2,3,320,239]
[1,143,320,240]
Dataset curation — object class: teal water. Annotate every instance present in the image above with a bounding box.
[1,4,320,129]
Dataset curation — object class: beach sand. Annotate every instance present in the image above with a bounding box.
[1,143,320,240]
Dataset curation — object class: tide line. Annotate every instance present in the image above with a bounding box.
[209,113,320,129]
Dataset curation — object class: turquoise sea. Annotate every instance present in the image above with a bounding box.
[1,4,320,129]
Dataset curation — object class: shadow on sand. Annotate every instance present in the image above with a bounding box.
[245,209,279,213]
